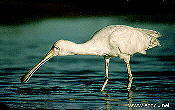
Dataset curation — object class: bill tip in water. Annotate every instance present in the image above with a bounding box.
[20,76,27,83]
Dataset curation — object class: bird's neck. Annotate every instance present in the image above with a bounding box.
[68,41,108,56]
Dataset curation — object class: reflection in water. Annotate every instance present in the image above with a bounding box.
[102,92,111,110]
[101,90,133,110]
[128,90,133,110]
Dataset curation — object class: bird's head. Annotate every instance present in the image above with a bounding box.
[21,40,75,82]
[52,40,76,56]
[41,40,75,58]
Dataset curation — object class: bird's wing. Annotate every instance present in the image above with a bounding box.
[109,29,150,55]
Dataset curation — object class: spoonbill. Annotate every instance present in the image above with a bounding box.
[21,25,161,91]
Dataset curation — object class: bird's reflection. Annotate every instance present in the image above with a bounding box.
[101,88,134,110]
[127,90,133,110]
[101,91,111,110]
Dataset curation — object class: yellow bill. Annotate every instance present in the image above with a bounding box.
[21,49,54,83]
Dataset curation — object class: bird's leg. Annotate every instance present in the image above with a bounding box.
[125,61,133,91]
[101,78,109,92]
[105,56,110,79]
[101,56,110,92]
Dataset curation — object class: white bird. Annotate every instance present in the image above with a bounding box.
[21,25,161,91]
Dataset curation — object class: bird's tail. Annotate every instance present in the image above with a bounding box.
[146,30,161,49]
[139,28,161,49]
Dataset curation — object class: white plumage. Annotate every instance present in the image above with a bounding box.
[21,25,161,91]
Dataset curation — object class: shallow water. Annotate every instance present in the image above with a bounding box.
[0,16,175,109]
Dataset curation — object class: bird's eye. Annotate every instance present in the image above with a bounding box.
[55,46,60,50]
[55,47,60,51]
[52,45,60,51]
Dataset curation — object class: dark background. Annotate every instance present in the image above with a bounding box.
[0,0,175,24]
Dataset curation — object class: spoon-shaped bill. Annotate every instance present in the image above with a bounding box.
[21,49,54,83]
